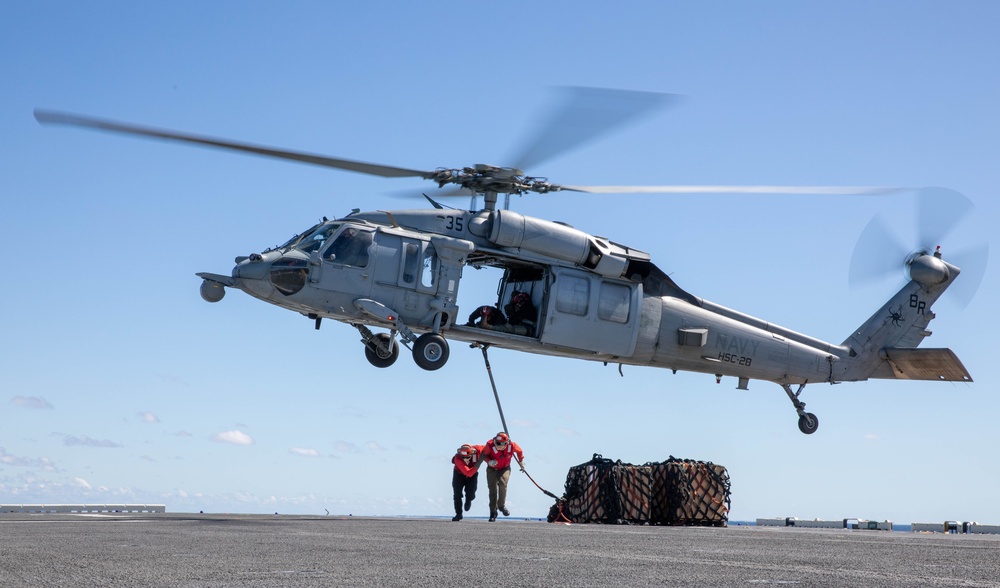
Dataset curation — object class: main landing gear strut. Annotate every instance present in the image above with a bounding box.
[357,325,400,369]
[350,299,452,371]
[354,324,450,371]
[781,383,819,435]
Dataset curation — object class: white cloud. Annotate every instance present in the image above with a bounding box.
[334,441,360,453]
[290,447,320,457]
[73,477,92,490]
[555,427,580,437]
[11,395,53,409]
[864,433,882,441]
[137,411,160,424]
[212,430,254,445]
[333,440,387,453]
[0,447,57,470]
[63,435,122,448]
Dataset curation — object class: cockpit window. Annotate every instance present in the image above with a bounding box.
[292,223,341,254]
[323,227,373,267]
[274,220,321,251]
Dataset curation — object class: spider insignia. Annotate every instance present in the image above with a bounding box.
[884,305,905,327]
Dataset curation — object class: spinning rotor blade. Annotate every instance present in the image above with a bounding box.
[915,187,973,249]
[947,242,989,309]
[34,109,433,179]
[849,215,909,288]
[556,185,901,195]
[34,106,901,206]
[509,87,678,171]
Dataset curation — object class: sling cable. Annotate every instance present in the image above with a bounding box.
[473,343,558,501]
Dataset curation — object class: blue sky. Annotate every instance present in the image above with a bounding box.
[2,1,998,523]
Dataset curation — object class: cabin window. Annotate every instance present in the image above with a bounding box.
[555,275,589,316]
[598,282,630,323]
[420,245,438,289]
[402,243,419,284]
[323,228,372,267]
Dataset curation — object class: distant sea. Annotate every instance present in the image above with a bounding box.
[425,517,916,531]
[731,521,913,532]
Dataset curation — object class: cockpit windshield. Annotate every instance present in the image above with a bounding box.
[285,222,342,254]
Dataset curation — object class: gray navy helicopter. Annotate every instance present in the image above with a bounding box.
[35,89,980,434]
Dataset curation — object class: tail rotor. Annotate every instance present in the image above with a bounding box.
[848,187,988,309]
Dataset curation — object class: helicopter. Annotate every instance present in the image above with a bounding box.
[34,90,976,434]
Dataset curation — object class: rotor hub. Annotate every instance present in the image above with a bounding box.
[430,164,560,207]
[908,250,950,286]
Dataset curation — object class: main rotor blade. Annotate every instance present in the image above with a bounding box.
[556,185,902,195]
[34,109,433,179]
[509,87,678,171]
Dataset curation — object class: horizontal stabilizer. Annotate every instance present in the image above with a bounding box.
[872,348,972,382]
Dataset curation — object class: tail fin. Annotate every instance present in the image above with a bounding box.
[837,255,972,382]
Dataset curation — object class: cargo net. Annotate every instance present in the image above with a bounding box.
[547,454,731,526]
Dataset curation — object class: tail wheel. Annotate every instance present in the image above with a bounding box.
[413,333,449,371]
[797,413,819,435]
[364,333,399,368]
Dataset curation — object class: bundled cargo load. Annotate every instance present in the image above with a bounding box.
[547,454,731,526]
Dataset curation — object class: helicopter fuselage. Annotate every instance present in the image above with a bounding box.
[199,207,966,405]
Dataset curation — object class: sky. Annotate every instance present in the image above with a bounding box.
[2,1,998,523]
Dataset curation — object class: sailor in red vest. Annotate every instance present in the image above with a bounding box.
[451,443,484,521]
[480,432,524,521]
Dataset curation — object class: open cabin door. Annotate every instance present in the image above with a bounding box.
[539,267,641,357]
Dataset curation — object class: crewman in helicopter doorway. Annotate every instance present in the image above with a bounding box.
[481,432,525,522]
[451,443,484,521]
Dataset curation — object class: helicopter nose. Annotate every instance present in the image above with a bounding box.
[231,253,310,296]
[233,256,269,281]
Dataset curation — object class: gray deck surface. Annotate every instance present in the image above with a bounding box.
[2,513,998,587]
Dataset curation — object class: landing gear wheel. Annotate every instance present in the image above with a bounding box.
[364,333,399,368]
[413,333,449,371]
[797,412,819,435]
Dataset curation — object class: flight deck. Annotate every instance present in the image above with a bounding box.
[2,513,998,587]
